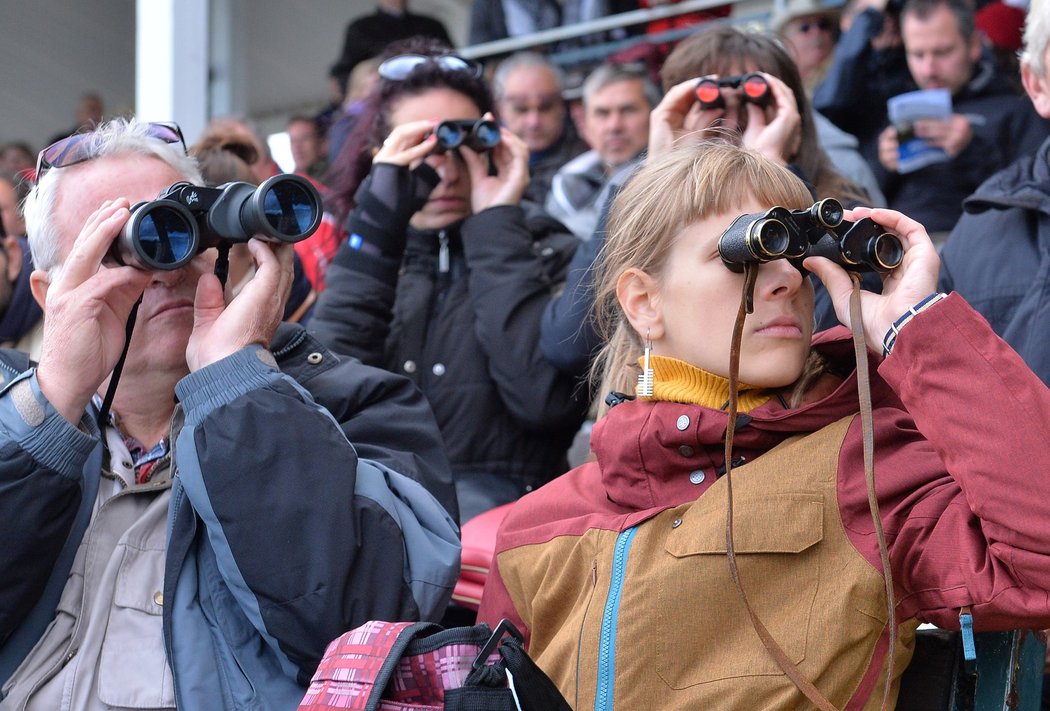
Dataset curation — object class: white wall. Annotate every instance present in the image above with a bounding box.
[0,0,472,152]
[1,1,136,151]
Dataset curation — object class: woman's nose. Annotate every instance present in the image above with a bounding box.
[435,151,463,182]
[758,257,803,298]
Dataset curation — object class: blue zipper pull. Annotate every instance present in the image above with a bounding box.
[960,606,977,675]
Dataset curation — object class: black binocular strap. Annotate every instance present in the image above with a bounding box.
[96,294,142,437]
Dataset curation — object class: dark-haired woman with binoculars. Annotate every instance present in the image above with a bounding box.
[309,38,586,522]
[480,139,1050,711]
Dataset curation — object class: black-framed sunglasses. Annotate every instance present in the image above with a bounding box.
[378,54,483,81]
[35,121,186,182]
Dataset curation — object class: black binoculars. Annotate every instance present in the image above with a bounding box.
[694,73,771,111]
[113,174,322,271]
[432,119,501,153]
[718,198,904,273]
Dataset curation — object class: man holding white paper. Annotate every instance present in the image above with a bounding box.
[875,0,1048,238]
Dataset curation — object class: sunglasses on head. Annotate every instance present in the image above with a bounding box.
[35,121,186,182]
[378,54,483,81]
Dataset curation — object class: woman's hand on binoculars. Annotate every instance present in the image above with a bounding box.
[372,119,438,168]
[461,118,529,213]
[649,78,715,160]
[740,72,800,165]
[186,239,294,372]
[35,198,152,425]
[804,207,940,354]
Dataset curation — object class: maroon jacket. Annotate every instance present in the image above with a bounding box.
[479,295,1050,709]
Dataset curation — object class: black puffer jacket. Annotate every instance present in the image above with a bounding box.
[939,134,1050,384]
[310,164,588,512]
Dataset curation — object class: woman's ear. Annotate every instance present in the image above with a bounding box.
[616,267,664,341]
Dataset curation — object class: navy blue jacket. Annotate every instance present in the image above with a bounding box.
[0,324,459,708]
[939,134,1050,384]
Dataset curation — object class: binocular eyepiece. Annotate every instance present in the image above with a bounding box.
[694,73,771,111]
[432,118,501,153]
[718,198,904,274]
[113,173,322,271]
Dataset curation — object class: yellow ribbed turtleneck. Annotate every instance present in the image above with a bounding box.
[639,355,772,413]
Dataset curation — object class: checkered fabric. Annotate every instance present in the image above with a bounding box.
[298,621,502,711]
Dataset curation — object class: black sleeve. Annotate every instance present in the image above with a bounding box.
[540,215,607,378]
[309,163,439,363]
[813,9,883,126]
[469,0,507,45]
[460,206,589,430]
[292,334,457,519]
[0,447,82,647]
[0,355,94,649]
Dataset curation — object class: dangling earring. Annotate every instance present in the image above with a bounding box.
[636,329,654,398]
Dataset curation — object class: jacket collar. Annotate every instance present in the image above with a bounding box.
[405,220,465,255]
[591,327,893,510]
[962,133,1050,216]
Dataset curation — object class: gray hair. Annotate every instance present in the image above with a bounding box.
[581,63,663,109]
[24,117,202,274]
[492,52,567,99]
[1022,0,1048,77]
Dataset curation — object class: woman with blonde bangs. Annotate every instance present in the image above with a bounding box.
[479,141,1050,710]
[539,27,878,379]
[591,139,818,414]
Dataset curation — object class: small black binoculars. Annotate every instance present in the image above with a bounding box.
[432,119,501,153]
[718,198,904,273]
[112,174,322,271]
[694,73,771,111]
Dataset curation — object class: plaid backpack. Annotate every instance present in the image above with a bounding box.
[298,619,571,711]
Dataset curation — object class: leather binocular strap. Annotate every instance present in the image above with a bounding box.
[723,268,895,711]
[848,272,897,711]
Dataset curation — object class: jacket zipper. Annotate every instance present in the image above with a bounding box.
[438,230,450,274]
[574,559,599,709]
[594,527,636,711]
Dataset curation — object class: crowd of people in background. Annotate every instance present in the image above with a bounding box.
[3,0,1050,707]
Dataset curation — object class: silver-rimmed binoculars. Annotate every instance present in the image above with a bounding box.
[112,174,322,270]
[717,198,903,274]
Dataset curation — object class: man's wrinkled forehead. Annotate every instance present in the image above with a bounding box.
[52,155,184,257]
